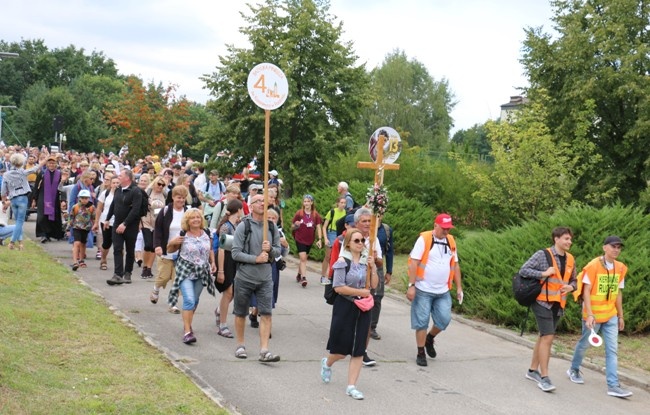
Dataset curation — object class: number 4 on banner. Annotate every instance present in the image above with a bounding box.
[254,74,266,93]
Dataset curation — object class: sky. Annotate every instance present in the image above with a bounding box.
[1,0,556,134]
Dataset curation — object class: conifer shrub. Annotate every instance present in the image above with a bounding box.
[456,205,650,334]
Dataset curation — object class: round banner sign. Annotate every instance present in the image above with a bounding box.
[368,127,402,164]
[247,63,289,110]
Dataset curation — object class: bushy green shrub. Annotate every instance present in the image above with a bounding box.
[320,143,503,229]
[457,205,650,334]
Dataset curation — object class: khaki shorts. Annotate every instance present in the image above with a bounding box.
[155,257,176,289]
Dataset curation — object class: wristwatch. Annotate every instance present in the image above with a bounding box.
[408,283,415,288]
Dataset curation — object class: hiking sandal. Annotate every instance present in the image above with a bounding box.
[218,326,234,338]
[259,351,280,362]
[235,346,247,359]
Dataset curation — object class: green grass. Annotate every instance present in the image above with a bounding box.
[0,242,229,415]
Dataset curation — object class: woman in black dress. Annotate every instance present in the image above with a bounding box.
[321,228,378,400]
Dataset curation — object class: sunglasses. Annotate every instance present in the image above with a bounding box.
[352,238,366,244]
[157,182,165,187]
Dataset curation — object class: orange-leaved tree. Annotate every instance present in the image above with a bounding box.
[102,76,195,159]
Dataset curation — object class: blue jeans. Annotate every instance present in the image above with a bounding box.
[10,195,28,242]
[0,224,16,241]
[570,316,620,387]
[180,278,204,311]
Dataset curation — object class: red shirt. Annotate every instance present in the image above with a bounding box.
[291,210,322,246]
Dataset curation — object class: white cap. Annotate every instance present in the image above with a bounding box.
[269,169,278,177]
[78,189,91,198]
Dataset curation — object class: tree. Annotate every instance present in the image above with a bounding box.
[451,123,491,159]
[103,77,195,159]
[201,0,369,194]
[453,99,589,222]
[0,39,119,105]
[521,0,650,204]
[13,82,90,149]
[363,50,455,150]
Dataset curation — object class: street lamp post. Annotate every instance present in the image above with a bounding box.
[0,105,18,143]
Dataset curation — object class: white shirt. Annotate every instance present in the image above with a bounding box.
[162,208,184,260]
[98,190,115,225]
[410,235,458,294]
[193,173,207,193]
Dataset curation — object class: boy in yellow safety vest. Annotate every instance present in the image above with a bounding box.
[566,235,633,398]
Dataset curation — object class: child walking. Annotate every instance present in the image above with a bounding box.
[67,189,96,271]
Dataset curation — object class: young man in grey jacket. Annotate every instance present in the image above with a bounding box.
[231,193,282,362]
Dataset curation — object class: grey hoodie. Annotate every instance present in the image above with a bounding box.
[231,215,281,283]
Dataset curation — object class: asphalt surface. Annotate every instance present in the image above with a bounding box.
[22,220,650,415]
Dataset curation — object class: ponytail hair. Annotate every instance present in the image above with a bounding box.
[217,198,243,231]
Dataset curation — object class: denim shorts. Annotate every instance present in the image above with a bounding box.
[410,288,452,331]
[326,230,337,247]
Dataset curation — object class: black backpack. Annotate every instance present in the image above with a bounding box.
[138,188,150,218]
[324,258,351,305]
[512,249,553,307]
[334,206,361,236]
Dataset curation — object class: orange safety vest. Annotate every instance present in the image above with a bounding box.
[573,257,627,323]
[409,232,457,289]
[537,248,575,308]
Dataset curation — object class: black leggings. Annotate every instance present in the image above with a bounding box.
[141,228,154,252]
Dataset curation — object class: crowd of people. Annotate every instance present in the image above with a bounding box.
[0,143,635,401]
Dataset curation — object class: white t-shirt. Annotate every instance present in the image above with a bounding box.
[162,208,185,260]
[410,235,458,294]
[98,190,115,226]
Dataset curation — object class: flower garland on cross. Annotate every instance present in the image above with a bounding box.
[366,183,389,216]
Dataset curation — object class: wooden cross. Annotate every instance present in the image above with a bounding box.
[356,133,400,283]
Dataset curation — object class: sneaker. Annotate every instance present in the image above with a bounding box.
[123,272,132,284]
[416,354,427,367]
[320,276,331,285]
[320,358,332,383]
[136,259,143,268]
[182,332,196,344]
[607,385,633,398]
[346,385,364,400]
[370,329,381,340]
[362,352,376,367]
[169,306,181,314]
[425,337,437,358]
[249,314,259,328]
[538,377,556,392]
[526,369,543,383]
[566,368,584,384]
[259,351,280,362]
[301,276,308,287]
[106,274,124,285]
[95,250,101,260]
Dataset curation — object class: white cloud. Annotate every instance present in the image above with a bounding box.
[1,0,554,132]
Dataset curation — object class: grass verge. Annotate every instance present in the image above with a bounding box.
[0,241,228,415]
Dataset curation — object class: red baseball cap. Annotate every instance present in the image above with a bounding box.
[434,213,454,229]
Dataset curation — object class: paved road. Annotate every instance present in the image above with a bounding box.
[24,222,650,415]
